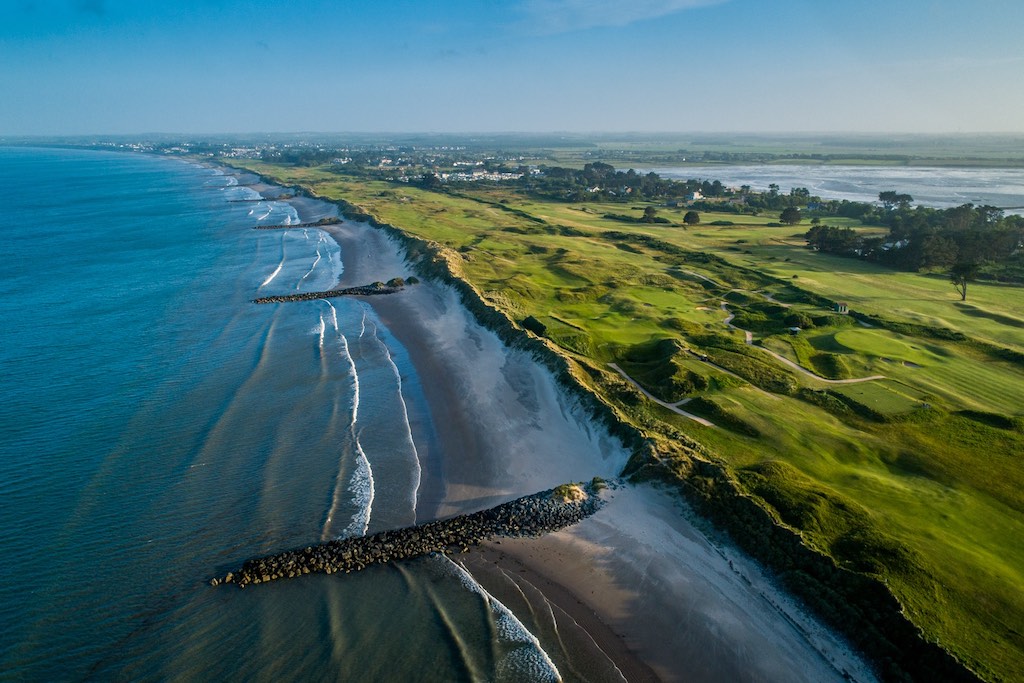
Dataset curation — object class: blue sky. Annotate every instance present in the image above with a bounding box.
[2,0,1022,134]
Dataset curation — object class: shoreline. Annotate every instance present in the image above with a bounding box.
[227,166,877,682]
[466,484,876,683]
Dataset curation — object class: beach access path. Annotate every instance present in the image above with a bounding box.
[607,363,716,427]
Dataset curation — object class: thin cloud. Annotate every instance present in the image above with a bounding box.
[520,0,727,33]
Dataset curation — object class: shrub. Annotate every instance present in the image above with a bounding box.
[784,312,815,329]
[552,483,587,502]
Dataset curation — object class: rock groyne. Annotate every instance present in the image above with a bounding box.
[253,284,403,304]
[211,483,603,588]
[252,217,341,230]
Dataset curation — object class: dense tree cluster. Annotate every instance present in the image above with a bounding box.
[518,162,728,202]
[741,184,816,212]
[806,197,1024,277]
[260,148,339,166]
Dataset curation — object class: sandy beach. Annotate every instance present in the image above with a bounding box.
[271,182,876,682]
[462,484,877,683]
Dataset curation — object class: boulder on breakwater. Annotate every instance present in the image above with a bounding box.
[210,481,604,588]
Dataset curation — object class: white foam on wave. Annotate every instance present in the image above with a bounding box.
[445,559,561,682]
[260,235,286,288]
[224,186,261,202]
[320,300,375,540]
[260,260,284,288]
[338,442,373,539]
[274,202,300,226]
[297,239,324,290]
[363,309,421,518]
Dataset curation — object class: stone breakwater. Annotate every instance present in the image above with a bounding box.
[252,217,341,230]
[253,284,403,304]
[211,484,603,588]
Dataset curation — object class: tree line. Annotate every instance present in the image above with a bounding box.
[515,162,728,202]
[805,195,1024,284]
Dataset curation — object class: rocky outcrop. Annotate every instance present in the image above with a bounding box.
[211,484,603,588]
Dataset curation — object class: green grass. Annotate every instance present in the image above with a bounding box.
[830,381,926,415]
[231,161,1024,682]
[666,219,1024,353]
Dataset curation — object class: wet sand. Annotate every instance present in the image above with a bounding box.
[465,485,877,683]
[269,182,876,682]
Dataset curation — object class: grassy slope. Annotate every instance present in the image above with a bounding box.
[236,161,1024,681]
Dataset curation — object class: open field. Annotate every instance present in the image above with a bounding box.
[537,133,1024,168]
[234,161,1024,681]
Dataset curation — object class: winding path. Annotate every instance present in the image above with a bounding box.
[608,363,716,427]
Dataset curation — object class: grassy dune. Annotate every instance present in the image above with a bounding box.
[236,162,1024,681]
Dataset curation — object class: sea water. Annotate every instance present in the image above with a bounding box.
[0,148,558,681]
[654,164,1024,214]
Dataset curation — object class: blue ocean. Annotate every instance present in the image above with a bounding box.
[0,148,560,680]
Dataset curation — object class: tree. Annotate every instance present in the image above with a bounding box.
[780,206,803,225]
[949,261,978,301]
[879,190,913,211]
[642,206,659,223]
[683,210,700,225]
